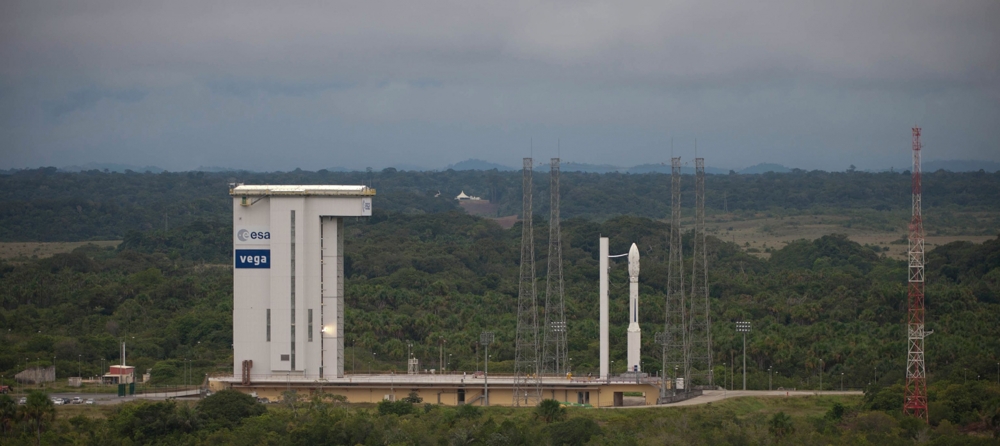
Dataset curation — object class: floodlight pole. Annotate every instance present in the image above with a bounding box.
[736,321,751,391]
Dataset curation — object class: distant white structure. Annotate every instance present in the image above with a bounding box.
[627,243,641,373]
[455,191,482,201]
[229,184,374,382]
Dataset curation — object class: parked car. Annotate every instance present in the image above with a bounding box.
[52,397,64,405]
[72,397,83,404]
[18,397,26,405]
[85,399,95,405]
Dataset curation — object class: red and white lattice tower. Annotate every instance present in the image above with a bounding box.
[904,127,928,421]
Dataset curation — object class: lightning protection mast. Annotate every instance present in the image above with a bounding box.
[904,127,928,421]
[513,157,540,406]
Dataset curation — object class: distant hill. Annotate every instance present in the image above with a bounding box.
[61,163,166,173]
[923,159,1000,173]
[626,163,731,175]
[445,159,515,171]
[194,166,241,172]
[561,162,621,173]
[738,163,791,174]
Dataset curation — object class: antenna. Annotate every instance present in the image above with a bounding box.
[904,127,928,421]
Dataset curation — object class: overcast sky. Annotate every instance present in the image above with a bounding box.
[1,1,997,171]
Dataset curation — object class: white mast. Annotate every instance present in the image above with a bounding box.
[599,237,609,380]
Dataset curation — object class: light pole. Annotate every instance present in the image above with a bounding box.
[439,338,446,374]
[78,354,82,378]
[448,354,452,373]
[819,359,823,391]
[480,332,494,406]
[841,372,844,391]
[736,321,751,391]
[768,366,772,391]
[654,331,668,399]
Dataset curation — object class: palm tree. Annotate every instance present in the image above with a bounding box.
[768,411,794,439]
[535,399,566,423]
[0,394,16,436]
[18,391,55,446]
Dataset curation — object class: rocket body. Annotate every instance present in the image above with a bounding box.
[627,243,641,372]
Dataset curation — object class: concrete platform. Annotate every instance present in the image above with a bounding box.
[210,373,665,407]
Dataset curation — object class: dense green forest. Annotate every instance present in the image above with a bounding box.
[2,167,998,241]
[2,212,998,407]
[2,389,998,445]
[1,169,999,442]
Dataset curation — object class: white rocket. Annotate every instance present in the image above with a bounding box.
[627,243,641,373]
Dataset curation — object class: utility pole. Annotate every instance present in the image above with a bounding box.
[736,322,750,391]
[904,126,929,422]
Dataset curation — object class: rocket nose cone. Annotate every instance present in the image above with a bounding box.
[628,243,640,276]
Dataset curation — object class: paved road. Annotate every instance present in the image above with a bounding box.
[22,391,204,406]
[604,390,864,409]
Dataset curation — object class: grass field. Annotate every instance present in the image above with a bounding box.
[0,240,120,260]
[703,213,997,260]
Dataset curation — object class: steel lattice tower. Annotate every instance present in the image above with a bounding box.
[689,158,712,386]
[514,157,540,406]
[904,127,928,421]
[542,158,567,377]
[665,157,689,392]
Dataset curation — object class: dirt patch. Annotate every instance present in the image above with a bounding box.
[0,241,121,260]
[705,214,996,260]
[459,200,499,217]
[491,215,519,230]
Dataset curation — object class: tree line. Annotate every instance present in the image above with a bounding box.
[2,167,998,241]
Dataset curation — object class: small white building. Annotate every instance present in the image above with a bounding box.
[230,184,374,382]
[455,191,482,201]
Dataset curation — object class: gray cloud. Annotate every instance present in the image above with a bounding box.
[1,0,997,171]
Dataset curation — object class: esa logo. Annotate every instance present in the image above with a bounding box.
[235,249,270,269]
[237,229,270,242]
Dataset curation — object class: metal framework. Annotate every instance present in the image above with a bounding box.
[513,157,541,406]
[542,158,568,377]
[689,158,712,386]
[665,157,689,393]
[904,127,928,421]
